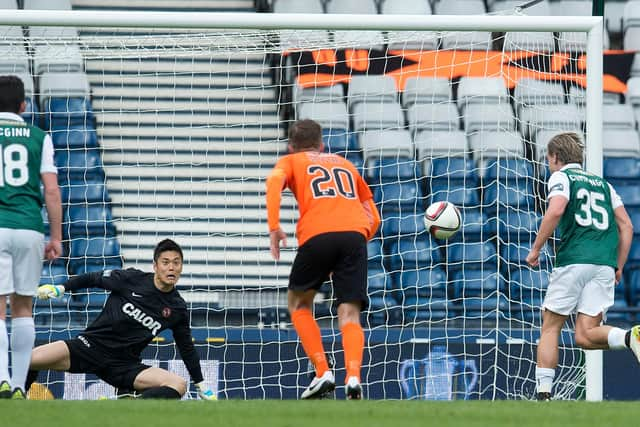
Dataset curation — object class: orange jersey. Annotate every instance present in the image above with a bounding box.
[266,151,380,246]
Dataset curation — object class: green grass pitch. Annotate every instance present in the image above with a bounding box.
[1,400,637,427]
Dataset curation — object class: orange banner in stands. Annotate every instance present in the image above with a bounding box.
[290,49,635,94]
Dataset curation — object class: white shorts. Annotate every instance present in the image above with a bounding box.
[543,264,615,318]
[0,228,45,296]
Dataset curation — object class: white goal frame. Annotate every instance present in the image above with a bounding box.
[0,9,604,401]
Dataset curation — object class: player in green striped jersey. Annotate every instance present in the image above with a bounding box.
[526,132,636,401]
[0,75,62,399]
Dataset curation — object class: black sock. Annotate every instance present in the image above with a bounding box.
[140,386,181,399]
[625,330,631,349]
[25,370,39,393]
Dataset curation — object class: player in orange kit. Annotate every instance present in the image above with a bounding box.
[266,119,380,400]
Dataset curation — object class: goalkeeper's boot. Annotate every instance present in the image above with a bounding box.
[536,392,552,401]
[301,370,335,399]
[11,387,26,400]
[629,325,640,364]
[345,376,362,400]
[0,381,11,399]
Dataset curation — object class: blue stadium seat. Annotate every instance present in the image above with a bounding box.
[490,210,540,242]
[429,182,480,207]
[40,263,68,286]
[603,157,640,185]
[60,179,109,205]
[381,213,426,238]
[44,97,94,130]
[615,185,640,209]
[396,267,447,299]
[367,157,417,183]
[374,181,424,212]
[483,158,534,181]
[402,297,455,323]
[451,209,491,242]
[509,269,549,302]
[446,241,497,270]
[55,149,104,182]
[452,269,505,299]
[482,181,536,213]
[426,157,479,186]
[608,275,631,323]
[627,240,640,269]
[457,294,509,321]
[388,237,442,270]
[64,206,116,238]
[51,127,98,149]
[500,242,552,271]
[629,269,640,306]
[69,236,122,274]
[367,238,383,265]
[630,210,640,237]
[322,128,353,153]
[367,265,388,294]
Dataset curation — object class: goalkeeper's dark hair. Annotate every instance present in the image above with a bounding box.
[0,75,25,114]
[288,119,322,152]
[547,132,584,166]
[153,238,183,262]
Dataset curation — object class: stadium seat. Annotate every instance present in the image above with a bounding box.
[519,104,583,140]
[568,85,620,106]
[373,181,423,212]
[453,209,491,242]
[381,213,427,238]
[534,129,585,161]
[452,269,505,299]
[435,0,491,50]
[447,241,498,270]
[69,236,122,274]
[415,130,468,160]
[351,102,405,132]
[383,0,436,50]
[483,157,534,181]
[24,0,71,9]
[627,240,640,269]
[33,44,83,74]
[347,75,398,108]
[367,239,384,266]
[614,184,640,210]
[0,44,29,74]
[623,1,640,31]
[326,0,376,14]
[396,267,447,299]
[627,77,640,107]
[326,0,382,49]
[55,149,104,182]
[64,206,116,238]
[388,237,442,271]
[513,79,565,110]
[273,0,322,13]
[629,269,640,305]
[367,157,416,183]
[603,104,637,130]
[482,181,536,213]
[274,0,326,49]
[509,268,549,303]
[293,83,343,104]
[0,1,17,8]
[429,182,480,207]
[401,77,451,108]
[296,102,348,130]
[51,127,98,149]
[16,73,38,125]
[322,128,353,154]
[458,294,510,321]
[601,130,640,158]
[629,210,640,237]
[552,1,610,51]
[407,103,459,135]
[603,157,640,185]
[500,242,552,271]
[43,97,95,130]
[463,103,515,133]
[402,297,455,323]
[425,157,480,186]
[359,130,413,160]
[60,179,109,205]
[468,132,524,163]
[491,210,540,243]
[40,263,68,286]
[40,72,90,100]
[457,77,509,111]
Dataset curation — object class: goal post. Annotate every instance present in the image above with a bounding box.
[0,9,606,400]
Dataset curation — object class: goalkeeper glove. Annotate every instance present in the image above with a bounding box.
[37,284,65,300]
[194,382,216,401]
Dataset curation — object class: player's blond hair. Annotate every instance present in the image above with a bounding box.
[547,132,584,166]
[288,119,322,152]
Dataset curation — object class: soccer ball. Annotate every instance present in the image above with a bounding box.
[423,201,461,240]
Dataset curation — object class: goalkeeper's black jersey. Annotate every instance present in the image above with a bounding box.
[63,268,203,383]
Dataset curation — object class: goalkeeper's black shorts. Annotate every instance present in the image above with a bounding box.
[288,231,368,310]
[65,335,151,390]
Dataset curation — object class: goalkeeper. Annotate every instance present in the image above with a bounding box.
[28,239,215,400]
